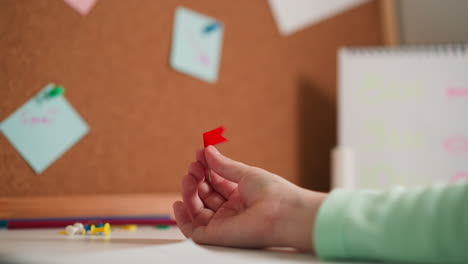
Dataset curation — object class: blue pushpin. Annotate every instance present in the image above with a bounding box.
[203,22,220,34]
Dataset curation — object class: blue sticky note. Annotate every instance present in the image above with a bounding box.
[0,83,89,174]
[170,7,224,83]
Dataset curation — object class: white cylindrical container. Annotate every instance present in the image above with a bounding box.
[332,146,355,189]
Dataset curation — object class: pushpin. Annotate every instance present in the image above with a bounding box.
[45,85,64,99]
[113,224,137,231]
[203,22,220,34]
[203,126,228,182]
[73,222,85,235]
[0,220,7,229]
[90,222,111,236]
[65,225,79,235]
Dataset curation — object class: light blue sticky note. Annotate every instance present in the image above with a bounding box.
[170,7,224,83]
[0,83,89,174]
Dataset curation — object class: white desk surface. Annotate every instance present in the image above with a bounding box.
[0,227,361,264]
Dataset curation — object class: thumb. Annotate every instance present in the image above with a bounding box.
[205,145,251,183]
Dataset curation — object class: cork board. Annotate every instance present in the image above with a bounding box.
[0,0,383,197]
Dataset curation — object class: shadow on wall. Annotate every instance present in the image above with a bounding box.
[297,78,336,192]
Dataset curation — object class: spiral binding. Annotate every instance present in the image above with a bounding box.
[340,44,467,56]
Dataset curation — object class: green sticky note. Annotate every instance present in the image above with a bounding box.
[170,6,224,83]
[0,83,89,174]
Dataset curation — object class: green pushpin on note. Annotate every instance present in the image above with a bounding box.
[46,85,64,98]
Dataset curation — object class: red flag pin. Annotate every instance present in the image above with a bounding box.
[203,126,227,147]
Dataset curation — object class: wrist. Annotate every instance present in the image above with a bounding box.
[273,188,327,252]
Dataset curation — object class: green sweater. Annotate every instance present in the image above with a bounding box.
[314,182,468,263]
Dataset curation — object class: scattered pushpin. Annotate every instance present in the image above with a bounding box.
[203,22,220,34]
[65,225,79,235]
[90,222,111,236]
[113,224,137,231]
[73,222,85,235]
[63,222,86,236]
[45,85,64,99]
[155,225,170,230]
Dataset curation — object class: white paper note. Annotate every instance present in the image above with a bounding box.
[268,0,369,35]
[338,45,468,189]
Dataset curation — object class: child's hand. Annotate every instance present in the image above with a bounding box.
[173,146,326,251]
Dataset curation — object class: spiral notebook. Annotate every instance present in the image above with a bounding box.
[338,45,468,189]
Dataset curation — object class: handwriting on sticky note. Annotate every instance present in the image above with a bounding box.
[443,135,468,154]
[21,108,60,125]
[187,32,210,67]
[447,87,468,98]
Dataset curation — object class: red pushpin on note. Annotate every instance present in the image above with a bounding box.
[203,126,227,147]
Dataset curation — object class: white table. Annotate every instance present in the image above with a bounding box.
[0,226,357,263]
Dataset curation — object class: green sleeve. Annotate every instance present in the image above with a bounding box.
[314,182,468,263]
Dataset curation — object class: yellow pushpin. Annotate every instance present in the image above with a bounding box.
[113,224,137,231]
[90,223,111,236]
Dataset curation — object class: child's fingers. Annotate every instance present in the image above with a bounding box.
[182,161,209,216]
[193,207,215,227]
[196,149,208,168]
[188,161,206,181]
[194,152,237,198]
[196,148,211,181]
[181,172,206,217]
[208,170,237,199]
[190,226,212,245]
[173,201,193,238]
[198,181,226,211]
[190,215,244,247]
[205,146,251,183]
